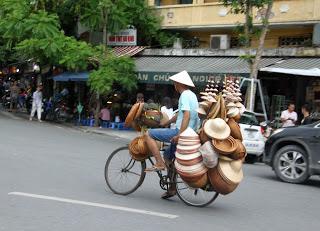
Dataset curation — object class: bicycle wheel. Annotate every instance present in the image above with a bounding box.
[176,174,219,207]
[105,146,146,195]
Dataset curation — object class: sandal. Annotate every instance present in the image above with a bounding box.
[161,190,176,199]
[144,165,166,172]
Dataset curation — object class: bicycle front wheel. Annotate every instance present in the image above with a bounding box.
[176,174,219,207]
[105,146,146,195]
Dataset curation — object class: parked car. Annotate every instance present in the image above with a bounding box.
[264,122,320,183]
[239,111,265,164]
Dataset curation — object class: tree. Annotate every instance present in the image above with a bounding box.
[221,0,274,111]
[88,50,137,125]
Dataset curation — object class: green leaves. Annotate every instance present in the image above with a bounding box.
[88,53,137,96]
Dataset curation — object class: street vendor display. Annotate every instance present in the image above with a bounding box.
[125,76,246,196]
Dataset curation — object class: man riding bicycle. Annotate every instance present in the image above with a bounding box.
[145,70,200,199]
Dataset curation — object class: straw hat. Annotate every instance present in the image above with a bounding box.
[227,107,240,118]
[204,118,231,140]
[180,127,199,138]
[134,102,144,120]
[125,103,140,127]
[219,159,244,184]
[184,173,208,189]
[169,70,195,87]
[230,139,247,160]
[227,118,243,141]
[226,102,237,109]
[177,143,201,151]
[212,136,237,155]
[197,107,207,116]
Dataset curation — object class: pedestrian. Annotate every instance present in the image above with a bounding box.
[18,88,27,111]
[136,92,144,103]
[144,71,199,199]
[9,81,19,112]
[99,104,111,128]
[280,102,297,127]
[29,85,43,122]
[160,97,175,129]
[301,103,313,125]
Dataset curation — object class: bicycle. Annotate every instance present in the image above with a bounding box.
[104,145,219,207]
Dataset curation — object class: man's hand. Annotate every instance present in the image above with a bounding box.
[171,135,179,144]
[160,120,168,127]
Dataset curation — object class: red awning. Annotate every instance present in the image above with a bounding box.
[113,46,146,57]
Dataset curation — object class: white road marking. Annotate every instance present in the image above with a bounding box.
[8,192,179,219]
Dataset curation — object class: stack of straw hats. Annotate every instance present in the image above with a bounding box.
[175,128,208,188]
[128,135,150,161]
[195,77,247,195]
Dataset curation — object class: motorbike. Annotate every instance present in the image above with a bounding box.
[1,90,11,109]
[42,99,73,122]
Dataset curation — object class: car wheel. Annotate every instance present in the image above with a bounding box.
[273,145,309,184]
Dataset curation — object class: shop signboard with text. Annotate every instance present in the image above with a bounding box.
[136,72,248,85]
[107,29,137,46]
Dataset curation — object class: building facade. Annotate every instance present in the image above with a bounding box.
[138,0,320,120]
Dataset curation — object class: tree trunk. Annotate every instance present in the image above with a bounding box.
[247,1,274,112]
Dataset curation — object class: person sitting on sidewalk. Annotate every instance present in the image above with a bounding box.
[144,71,200,199]
[99,105,111,128]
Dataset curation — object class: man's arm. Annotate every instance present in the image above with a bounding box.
[171,110,190,143]
[160,113,177,127]
[280,111,287,122]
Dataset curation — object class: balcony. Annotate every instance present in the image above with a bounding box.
[150,0,320,29]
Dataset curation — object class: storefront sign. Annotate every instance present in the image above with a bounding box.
[136,72,247,85]
[107,29,137,46]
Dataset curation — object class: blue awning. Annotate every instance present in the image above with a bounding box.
[53,72,89,82]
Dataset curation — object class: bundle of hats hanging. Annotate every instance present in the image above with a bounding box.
[128,135,150,161]
[174,128,208,189]
[196,78,247,195]
[125,103,169,132]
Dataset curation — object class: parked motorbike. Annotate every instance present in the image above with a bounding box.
[1,90,11,109]
[42,99,73,122]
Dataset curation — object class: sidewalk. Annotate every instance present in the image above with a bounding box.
[77,126,139,140]
[0,108,138,141]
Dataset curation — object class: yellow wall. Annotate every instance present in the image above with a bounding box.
[152,0,320,29]
[185,27,313,48]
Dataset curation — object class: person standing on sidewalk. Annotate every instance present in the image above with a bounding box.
[281,103,297,127]
[301,103,313,125]
[9,81,19,112]
[29,85,43,122]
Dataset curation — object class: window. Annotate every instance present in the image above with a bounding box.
[279,34,313,47]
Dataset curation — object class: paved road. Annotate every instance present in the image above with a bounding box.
[1,111,319,231]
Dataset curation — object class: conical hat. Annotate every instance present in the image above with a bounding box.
[180,127,198,137]
[169,70,195,87]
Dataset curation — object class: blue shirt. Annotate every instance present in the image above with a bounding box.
[176,89,200,131]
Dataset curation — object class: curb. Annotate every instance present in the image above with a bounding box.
[0,109,136,140]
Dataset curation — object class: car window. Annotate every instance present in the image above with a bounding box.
[239,112,259,126]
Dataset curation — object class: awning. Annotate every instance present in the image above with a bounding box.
[53,72,89,82]
[134,57,281,85]
[113,46,146,57]
[260,58,320,77]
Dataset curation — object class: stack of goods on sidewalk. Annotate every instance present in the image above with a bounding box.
[174,128,208,188]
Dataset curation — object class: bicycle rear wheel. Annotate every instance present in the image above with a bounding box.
[176,174,219,207]
[105,146,146,195]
